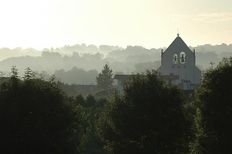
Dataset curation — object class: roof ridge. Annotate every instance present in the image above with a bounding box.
[164,35,191,53]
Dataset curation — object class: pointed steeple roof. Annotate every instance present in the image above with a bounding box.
[164,34,192,55]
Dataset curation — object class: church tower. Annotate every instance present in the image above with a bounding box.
[158,34,201,90]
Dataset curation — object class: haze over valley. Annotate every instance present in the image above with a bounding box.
[0,42,231,84]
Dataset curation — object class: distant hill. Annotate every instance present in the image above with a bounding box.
[0,43,231,84]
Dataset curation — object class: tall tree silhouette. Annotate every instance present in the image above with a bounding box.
[23,67,36,80]
[96,64,113,90]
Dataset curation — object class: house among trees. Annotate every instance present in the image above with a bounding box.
[114,34,201,91]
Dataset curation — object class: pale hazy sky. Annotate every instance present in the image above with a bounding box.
[0,0,231,49]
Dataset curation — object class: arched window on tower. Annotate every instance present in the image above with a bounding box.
[173,54,178,64]
[180,52,186,64]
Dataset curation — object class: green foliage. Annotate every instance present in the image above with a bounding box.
[75,95,85,106]
[96,64,113,90]
[86,95,97,107]
[189,108,207,154]
[74,95,107,154]
[193,57,232,154]
[98,71,189,154]
[0,73,80,153]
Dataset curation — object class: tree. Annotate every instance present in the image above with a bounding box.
[75,96,107,154]
[23,67,36,80]
[86,95,97,107]
[10,66,19,80]
[96,64,113,90]
[0,72,80,153]
[189,108,207,154]
[193,57,232,154]
[98,71,189,154]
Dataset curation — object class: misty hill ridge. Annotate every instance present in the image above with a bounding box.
[0,43,232,84]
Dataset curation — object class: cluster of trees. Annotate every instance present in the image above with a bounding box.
[98,71,191,154]
[74,95,107,154]
[1,57,232,153]
[190,58,232,154]
[0,67,80,153]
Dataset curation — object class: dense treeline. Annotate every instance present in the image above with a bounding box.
[0,57,232,153]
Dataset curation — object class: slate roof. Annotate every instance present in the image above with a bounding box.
[114,74,137,81]
[163,35,193,55]
[114,74,179,81]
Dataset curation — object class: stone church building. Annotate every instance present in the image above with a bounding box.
[157,34,201,90]
[114,34,201,91]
